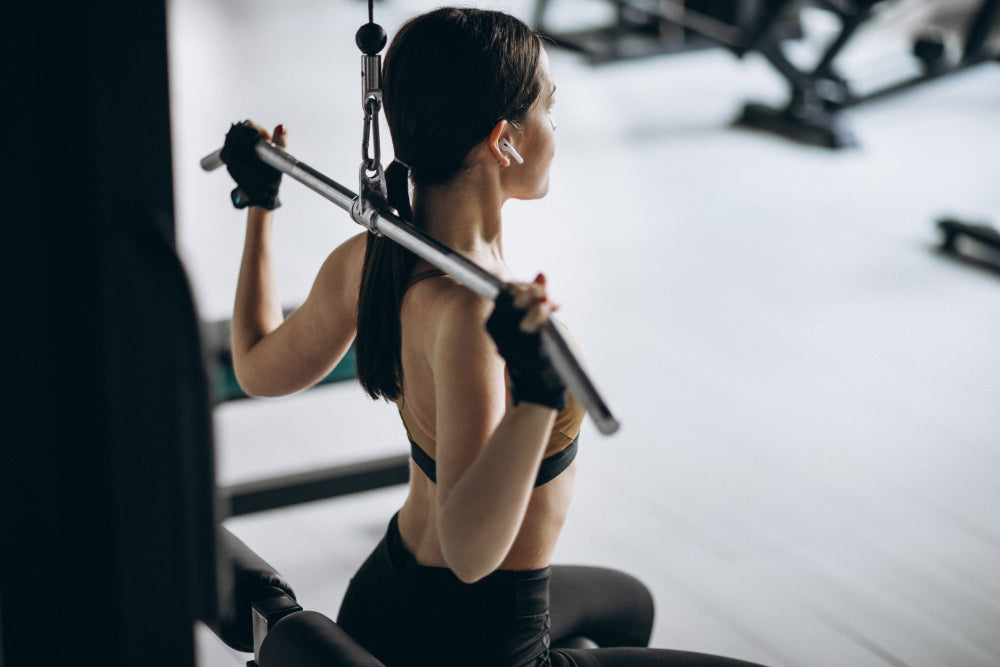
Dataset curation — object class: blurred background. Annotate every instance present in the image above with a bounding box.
[167,0,1000,665]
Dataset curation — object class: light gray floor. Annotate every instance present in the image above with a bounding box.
[167,0,1000,665]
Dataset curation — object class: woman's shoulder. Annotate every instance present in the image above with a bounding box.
[404,271,493,347]
[411,272,489,317]
[315,232,367,281]
[338,231,369,266]
[299,232,369,326]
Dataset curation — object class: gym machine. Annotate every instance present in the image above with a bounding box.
[202,313,406,519]
[534,0,802,63]
[535,0,1000,147]
[737,0,1000,147]
[937,215,1000,272]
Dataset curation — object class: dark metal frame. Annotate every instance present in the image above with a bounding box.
[537,0,999,148]
[937,217,1000,274]
[737,0,1000,147]
[222,454,410,517]
[533,0,799,64]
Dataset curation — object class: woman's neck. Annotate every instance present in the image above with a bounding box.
[414,162,507,273]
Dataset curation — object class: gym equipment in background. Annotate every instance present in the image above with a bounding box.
[202,308,408,520]
[202,311,357,405]
[215,512,601,665]
[213,525,385,666]
[534,0,802,62]
[937,215,1000,272]
[535,0,1000,147]
[203,313,409,518]
[737,0,1000,147]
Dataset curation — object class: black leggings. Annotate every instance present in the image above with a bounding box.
[337,514,766,667]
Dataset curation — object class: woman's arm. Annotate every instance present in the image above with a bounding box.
[431,284,558,584]
[232,225,366,397]
[229,122,365,396]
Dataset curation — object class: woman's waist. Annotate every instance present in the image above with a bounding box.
[398,471,574,574]
[385,510,551,617]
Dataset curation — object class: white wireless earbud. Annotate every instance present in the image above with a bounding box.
[500,139,524,165]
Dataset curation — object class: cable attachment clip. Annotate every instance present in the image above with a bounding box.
[354,19,389,235]
[353,161,387,235]
[354,99,387,234]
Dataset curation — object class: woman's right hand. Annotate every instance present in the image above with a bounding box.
[220,120,287,210]
[486,273,566,411]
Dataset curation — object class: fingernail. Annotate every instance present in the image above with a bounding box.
[535,273,546,284]
[276,124,285,134]
[540,295,549,304]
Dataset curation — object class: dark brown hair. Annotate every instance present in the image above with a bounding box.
[356,8,542,401]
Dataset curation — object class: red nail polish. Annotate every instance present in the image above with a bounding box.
[276,124,285,134]
[540,295,549,304]
[535,273,546,284]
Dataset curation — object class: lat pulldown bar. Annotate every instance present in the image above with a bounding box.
[201,141,621,435]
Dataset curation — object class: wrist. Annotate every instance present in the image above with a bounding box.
[247,206,274,224]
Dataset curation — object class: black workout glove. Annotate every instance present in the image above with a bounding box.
[486,286,566,411]
[220,122,282,210]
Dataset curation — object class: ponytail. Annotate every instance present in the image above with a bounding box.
[355,159,417,401]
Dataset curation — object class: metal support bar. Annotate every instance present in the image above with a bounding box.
[223,454,411,517]
[202,140,621,435]
[738,0,796,56]
[811,3,876,81]
[610,0,747,50]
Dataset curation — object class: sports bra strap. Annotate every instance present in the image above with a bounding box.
[409,436,578,488]
[406,268,448,292]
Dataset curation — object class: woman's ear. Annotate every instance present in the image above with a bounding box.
[487,120,511,167]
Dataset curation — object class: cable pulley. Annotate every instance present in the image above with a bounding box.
[356,3,388,219]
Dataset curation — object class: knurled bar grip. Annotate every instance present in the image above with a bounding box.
[201,141,621,435]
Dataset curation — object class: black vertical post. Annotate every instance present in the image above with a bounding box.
[5,0,218,665]
[963,0,1000,62]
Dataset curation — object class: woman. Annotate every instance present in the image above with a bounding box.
[224,8,766,667]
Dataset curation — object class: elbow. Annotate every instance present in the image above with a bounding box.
[456,572,484,585]
[447,556,493,585]
[439,525,502,584]
[234,374,264,398]
[232,360,272,398]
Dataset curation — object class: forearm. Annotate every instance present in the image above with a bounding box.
[232,207,284,382]
[438,402,556,583]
